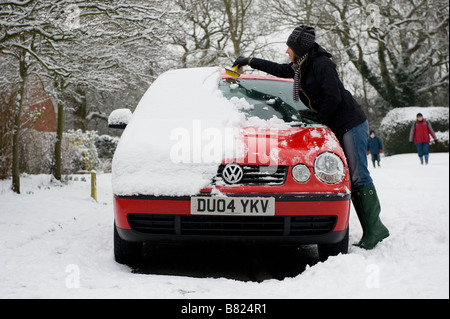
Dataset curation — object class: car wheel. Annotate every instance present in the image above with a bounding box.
[114,223,143,264]
[317,227,349,262]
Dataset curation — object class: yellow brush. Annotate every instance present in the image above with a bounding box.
[225,65,240,78]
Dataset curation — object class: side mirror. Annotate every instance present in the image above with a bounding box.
[108,109,132,129]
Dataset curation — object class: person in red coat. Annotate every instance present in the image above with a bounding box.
[409,113,437,165]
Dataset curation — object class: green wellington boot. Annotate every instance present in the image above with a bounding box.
[352,185,389,250]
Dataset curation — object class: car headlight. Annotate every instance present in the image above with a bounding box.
[292,164,311,183]
[314,152,345,184]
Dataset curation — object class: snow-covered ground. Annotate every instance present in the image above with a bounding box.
[0,153,448,299]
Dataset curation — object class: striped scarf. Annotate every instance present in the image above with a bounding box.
[293,53,308,102]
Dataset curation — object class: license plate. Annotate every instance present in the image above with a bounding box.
[191,196,275,216]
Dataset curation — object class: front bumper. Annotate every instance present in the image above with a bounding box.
[114,193,351,245]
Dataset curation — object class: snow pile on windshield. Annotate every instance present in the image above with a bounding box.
[229,96,254,110]
[112,67,250,196]
[246,115,291,129]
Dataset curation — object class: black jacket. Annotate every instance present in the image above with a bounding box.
[249,44,367,139]
[367,136,383,154]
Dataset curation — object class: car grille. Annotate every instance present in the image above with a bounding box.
[128,214,336,237]
[214,165,288,185]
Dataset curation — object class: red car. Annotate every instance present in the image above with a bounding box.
[110,69,351,264]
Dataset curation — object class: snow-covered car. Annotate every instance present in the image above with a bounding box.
[109,67,351,264]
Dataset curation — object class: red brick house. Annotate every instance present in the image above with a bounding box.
[0,78,57,177]
[22,79,57,132]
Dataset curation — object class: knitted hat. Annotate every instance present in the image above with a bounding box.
[286,25,316,58]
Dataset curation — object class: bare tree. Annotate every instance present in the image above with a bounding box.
[264,0,449,108]
[168,0,230,67]
[222,0,254,56]
[46,0,173,180]
[0,0,69,192]
[168,0,277,68]
[1,0,173,188]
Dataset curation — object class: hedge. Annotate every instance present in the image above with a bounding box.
[379,107,449,156]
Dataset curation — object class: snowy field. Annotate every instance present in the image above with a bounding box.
[0,153,448,299]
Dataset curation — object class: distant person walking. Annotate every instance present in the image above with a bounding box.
[367,130,383,168]
[409,113,437,165]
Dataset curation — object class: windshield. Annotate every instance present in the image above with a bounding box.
[219,78,309,123]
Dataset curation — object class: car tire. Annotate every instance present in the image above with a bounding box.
[114,223,143,264]
[317,227,349,262]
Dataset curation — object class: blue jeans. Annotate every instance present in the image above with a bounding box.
[416,143,430,164]
[370,153,381,167]
[339,120,373,191]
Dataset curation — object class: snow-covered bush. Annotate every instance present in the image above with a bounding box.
[96,134,119,173]
[96,134,119,159]
[379,107,449,156]
[13,129,103,176]
[19,129,55,174]
[64,129,100,172]
[18,129,77,175]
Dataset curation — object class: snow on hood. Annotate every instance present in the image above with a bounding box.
[112,67,277,196]
[230,125,341,168]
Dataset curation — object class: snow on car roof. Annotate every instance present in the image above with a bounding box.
[112,67,235,196]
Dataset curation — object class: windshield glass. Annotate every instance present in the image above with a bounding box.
[219,78,309,123]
